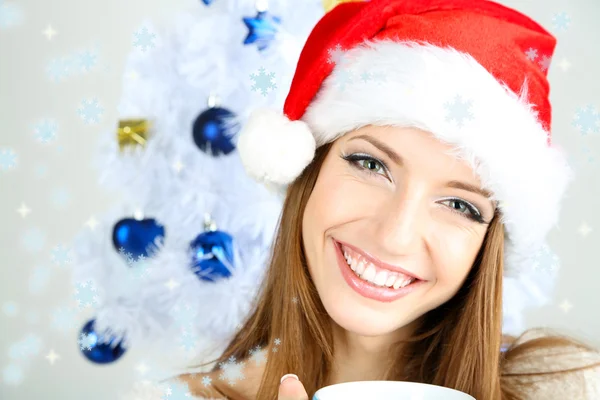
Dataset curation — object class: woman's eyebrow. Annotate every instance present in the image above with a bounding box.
[347,134,494,200]
[348,134,404,167]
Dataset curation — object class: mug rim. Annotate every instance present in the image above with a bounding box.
[313,380,475,399]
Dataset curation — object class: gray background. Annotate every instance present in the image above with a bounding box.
[1,0,599,399]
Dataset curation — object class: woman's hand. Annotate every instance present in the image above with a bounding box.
[278,374,309,400]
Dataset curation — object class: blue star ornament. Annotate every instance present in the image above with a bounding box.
[243,11,282,51]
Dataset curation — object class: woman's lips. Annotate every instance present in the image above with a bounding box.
[333,238,425,303]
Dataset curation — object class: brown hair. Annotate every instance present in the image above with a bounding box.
[190,142,600,399]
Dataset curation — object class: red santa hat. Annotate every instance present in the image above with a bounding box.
[237,0,573,332]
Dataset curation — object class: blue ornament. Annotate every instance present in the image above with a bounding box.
[201,0,214,4]
[78,319,126,364]
[189,215,235,282]
[243,10,282,51]
[192,107,239,156]
[112,218,165,260]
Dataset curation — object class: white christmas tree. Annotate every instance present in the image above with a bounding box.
[70,0,324,380]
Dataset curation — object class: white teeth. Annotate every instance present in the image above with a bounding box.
[374,270,388,286]
[361,264,377,282]
[342,244,416,289]
[356,261,366,275]
[385,274,397,287]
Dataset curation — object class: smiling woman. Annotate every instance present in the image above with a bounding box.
[174,0,600,399]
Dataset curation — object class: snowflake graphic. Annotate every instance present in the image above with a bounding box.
[273,338,281,346]
[133,26,156,52]
[531,244,560,274]
[2,364,23,386]
[170,302,198,330]
[444,95,474,128]
[3,301,19,316]
[29,265,51,294]
[8,334,42,361]
[74,280,100,309]
[572,104,600,136]
[51,187,72,209]
[538,54,551,72]
[250,67,277,97]
[248,346,268,366]
[0,147,17,171]
[76,48,98,72]
[51,244,74,267]
[20,227,46,253]
[178,329,199,353]
[78,332,96,351]
[162,382,193,400]
[552,12,571,32]
[218,356,246,386]
[46,57,74,83]
[50,306,78,333]
[33,119,58,143]
[202,375,213,387]
[35,163,48,178]
[327,44,351,67]
[123,252,153,280]
[525,47,538,61]
[0,1,23,29]
[77,98,104,124]
[580,146,596,165]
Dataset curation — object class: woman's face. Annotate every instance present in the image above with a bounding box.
[302,125,496,336]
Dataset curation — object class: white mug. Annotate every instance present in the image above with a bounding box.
[312,380,476,400]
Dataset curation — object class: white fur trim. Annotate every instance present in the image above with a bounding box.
[237,108,316,186]
[302,40,574,279]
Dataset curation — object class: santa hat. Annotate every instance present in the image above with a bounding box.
[237,0,573,334]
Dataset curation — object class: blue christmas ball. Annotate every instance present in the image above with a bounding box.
[189,230,235,282]
[192,107,239,156]
[201,0,214,4]
[243,11,282,51]
[78,319,126,364]
[112,218,165,260]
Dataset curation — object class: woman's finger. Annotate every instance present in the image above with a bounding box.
[278,374,309,400]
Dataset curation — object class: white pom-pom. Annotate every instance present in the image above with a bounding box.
[237,108,316,185]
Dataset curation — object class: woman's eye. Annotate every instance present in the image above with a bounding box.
[342,153,389,178]
[440,198,484,223]
[359,159,385,175]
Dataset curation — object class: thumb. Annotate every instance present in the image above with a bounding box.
[278,374,309,400]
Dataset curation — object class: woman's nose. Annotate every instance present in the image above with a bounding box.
[373,187,427,253]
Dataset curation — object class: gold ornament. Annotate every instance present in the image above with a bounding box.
[117,119,150,150]
[322,0,361,13]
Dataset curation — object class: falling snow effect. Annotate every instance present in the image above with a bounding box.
[20,227,46,253]
[2,364,24,385]
[552,12,571,32]
[50,306,78,333]
[3,301,19,316]
[51,244,74,267]
[218,356,246,386]
[572,104,600,136]
[46,47,100,82]
[8,334,43,361]
[0,1,23,29]
[525,47,538,61]
[29,265,52,294]
[0,147,17,171]
[161,381,193,400]
[133,26,157,52]
[531,244,560,274]
[78,332,96,351]
[250,67,277,96]
[74,280,100,309]
[77,48,99,72]
[34,119,58,143]
[51,187,72,209]
[444,95,474,128]
[248,345,268,366]
[77,98,104,124]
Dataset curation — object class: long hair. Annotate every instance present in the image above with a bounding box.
[191,143,599,400]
